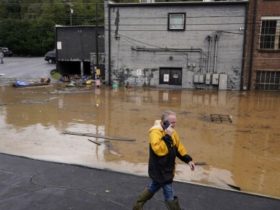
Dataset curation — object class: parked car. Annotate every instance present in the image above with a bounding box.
[0,47,13,57]
[44,49,56,63]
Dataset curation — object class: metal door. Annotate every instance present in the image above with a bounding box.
[159,68,182,86]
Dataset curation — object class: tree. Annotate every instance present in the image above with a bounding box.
[0,0,105,56]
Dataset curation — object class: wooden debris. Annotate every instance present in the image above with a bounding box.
[194,162,208,166]
[210,114,232,123]
[63,131,136,142]
[88,139,101,146]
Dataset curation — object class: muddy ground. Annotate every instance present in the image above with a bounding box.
[0,84,279,198]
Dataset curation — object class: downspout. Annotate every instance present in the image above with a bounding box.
[212,35,216,73]
[213,33,219,73]
[108,4,112,86]
[248,0,258,90]
[240,2,248,90]
[55,26,58,74]
[206,35,211,73]
[210,35,214,73]
[95,3,99,69]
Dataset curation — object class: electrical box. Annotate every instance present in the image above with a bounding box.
[212,74,219,85]
[205,73,211,85]
[199,75,205,83]
[219,74,228,90]
[194,75,199,83]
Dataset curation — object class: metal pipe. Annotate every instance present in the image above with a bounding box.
[240,2,248,90]
[108,2,112,86]
[208,35,213,73]
[248,0,258,90]
[206,35,211,73]
[213,33,220,73]
[212,34,217,73]
[131,46,202,53]
[95,3,99,68]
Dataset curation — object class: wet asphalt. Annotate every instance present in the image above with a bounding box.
[0,57,54,84]
[0,153,279,210]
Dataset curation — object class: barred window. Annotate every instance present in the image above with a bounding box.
[260,18,280,50]
[256,71,280,90]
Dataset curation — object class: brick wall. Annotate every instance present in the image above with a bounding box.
[243,0,280,90]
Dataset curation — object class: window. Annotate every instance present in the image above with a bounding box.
[260,17,280,50]
[256,71,280,90]
[168,13,186,31]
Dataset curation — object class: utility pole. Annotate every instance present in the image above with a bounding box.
[95,3,99,68]
[70,8,74,25]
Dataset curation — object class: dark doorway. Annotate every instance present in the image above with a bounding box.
[159,67,182,86]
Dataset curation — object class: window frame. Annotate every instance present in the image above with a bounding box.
[259,17,280,50]
[255,71,280,90]
[168,13,186,31]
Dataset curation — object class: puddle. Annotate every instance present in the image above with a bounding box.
[0,85,279,198]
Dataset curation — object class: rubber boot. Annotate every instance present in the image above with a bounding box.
[132,188,154,210]
[165,196,181,210]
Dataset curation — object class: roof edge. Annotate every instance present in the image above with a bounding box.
[108,1,248,8]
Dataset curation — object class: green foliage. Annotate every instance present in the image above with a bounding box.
[0,0,104,56]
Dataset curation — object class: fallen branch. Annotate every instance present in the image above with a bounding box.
[63,131,136,142]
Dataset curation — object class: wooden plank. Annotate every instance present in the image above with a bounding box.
[87,139,101,146]
[63,131,136,142]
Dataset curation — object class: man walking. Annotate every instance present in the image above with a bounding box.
[133,110,195,210]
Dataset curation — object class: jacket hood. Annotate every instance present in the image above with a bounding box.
[149,120,163,132]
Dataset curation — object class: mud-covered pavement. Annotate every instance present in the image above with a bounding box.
[0,85,279,199]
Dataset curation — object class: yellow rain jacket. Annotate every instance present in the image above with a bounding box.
[148,120,192,184]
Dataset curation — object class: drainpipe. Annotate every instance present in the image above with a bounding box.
[240,2,248,90]
[206,35,211,73]
[108,3,112,86]
[95,3,99,69]
[212,33,217,73]
[213,32,220,73]
[248,0,258,90]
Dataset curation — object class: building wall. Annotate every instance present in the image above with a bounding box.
[243,0,280,90]
[105,2,247,90]
[56,26,104,61]
[56,26,105,76]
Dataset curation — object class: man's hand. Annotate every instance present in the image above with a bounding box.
[165,125,174,136]
[188,161,195,171]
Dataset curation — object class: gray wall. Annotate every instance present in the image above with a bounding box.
[105,2,246,89]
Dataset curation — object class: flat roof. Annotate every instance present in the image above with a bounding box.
[55,25,104,28]
[108,1,248,8]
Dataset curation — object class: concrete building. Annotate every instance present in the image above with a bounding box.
[56,26,105,79]
[104,1,247,89]
[242,0,280,91]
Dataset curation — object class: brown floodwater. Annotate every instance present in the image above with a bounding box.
[0,85,279,198]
